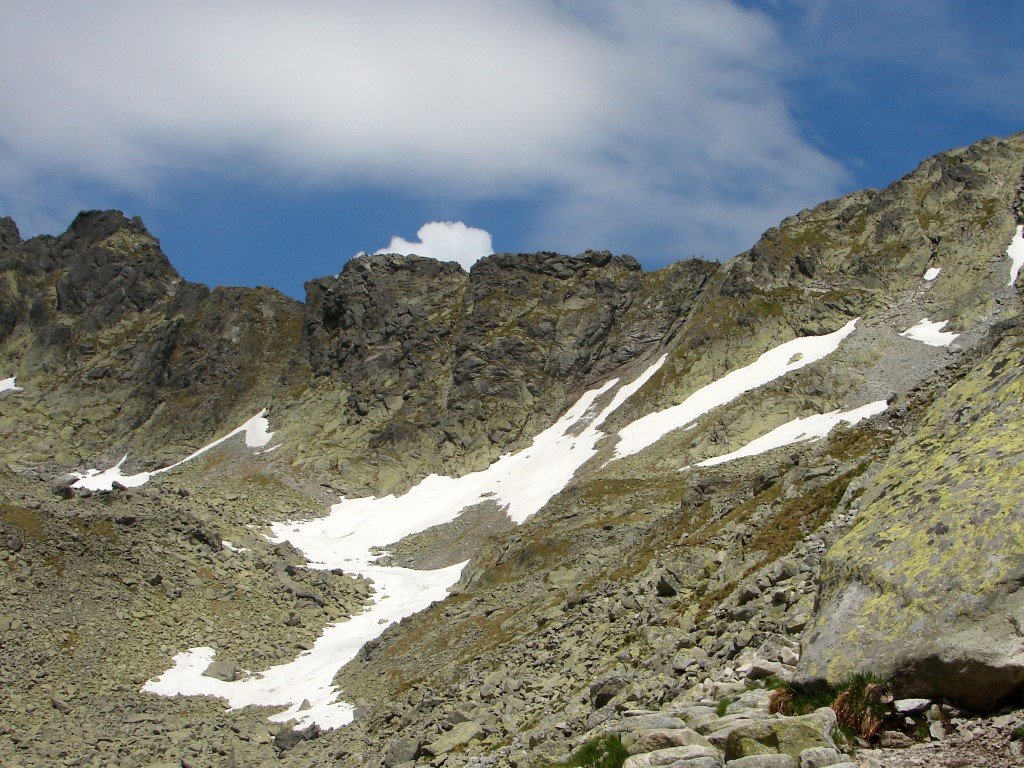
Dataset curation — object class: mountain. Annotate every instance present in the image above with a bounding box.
[1,132,1023,767]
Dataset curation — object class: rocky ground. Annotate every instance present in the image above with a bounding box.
[0,443,373,767]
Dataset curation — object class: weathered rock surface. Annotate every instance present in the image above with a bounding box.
[799,322,1024,710]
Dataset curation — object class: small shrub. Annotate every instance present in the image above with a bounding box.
[768,686,794,715]
[1012,725,1024,742]
[831,673,891,741]
[768,680,836,716]
[550,735,628,768]
[767,674,893,742]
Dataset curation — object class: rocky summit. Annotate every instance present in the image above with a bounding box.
[1,133,1024,768]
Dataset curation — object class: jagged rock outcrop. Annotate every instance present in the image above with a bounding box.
[295,248,716,490]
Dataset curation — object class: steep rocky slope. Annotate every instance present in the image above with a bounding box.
[1,132,1023,768]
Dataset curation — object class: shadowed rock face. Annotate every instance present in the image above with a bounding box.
[297,248,717,489]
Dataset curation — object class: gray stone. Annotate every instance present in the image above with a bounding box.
[202,660,237,682]
[878,731,914,749]
[424,720,482,756]
[622,745,721,768]
[591,676,630,709]
[273,723,320,752]
[626,728,714,755]
[384,736,419,767]
[726,756,797,768]
[714,708,837,761]
[798,747,851,768]
[745,660,784,681]
[893,698,930,714]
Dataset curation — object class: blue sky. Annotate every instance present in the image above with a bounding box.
[1,1,1022,299]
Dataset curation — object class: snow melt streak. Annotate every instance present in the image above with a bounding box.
[72,411,275,491]
[900,318,958,347]
[693,401,888,468]
[1008,225,1024,287]
[143,356,667,729]
[613,320,859,460]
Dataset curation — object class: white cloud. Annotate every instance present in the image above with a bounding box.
[373,222,493,270]
[0,0,849,260]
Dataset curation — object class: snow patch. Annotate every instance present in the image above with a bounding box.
[612,320,859,460]
[0,376,23,393]
[72,410,275,491]
[900,318,959,347]
[923,267,941,281]
[692,400,889,468]
[1007,225,1024,287]
[71,454,153,492]
[143,356,667,729]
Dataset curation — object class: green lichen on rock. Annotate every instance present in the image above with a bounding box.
[799,324,1024,709]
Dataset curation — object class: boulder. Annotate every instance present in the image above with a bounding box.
[384,736,420,766]
[713,709,837,761]
[591,676,630,709]
[202,660,237,682]
[798,747,853,768]
[625,727,713,755]
[798,332,1024,711]
[423,720,482,756]
[622,744,721,768]
[726,756,797,768]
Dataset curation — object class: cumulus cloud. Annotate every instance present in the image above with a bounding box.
[0,0,850,261]
[373,222,493,270]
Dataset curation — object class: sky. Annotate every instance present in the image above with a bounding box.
[1,1,1022,299]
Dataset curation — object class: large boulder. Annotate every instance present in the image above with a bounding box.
[799,326,1024,710]
[710,708,836,761]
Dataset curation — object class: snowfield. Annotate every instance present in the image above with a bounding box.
[612,320,859,460]
[143,356,667,728]
[1008,225,1024,287]
[72,411,275,491]
[146,322,868,729]
[900,318,959,347]
[691,400,889,468]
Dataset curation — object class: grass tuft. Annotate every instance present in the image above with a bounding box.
[548,735,629,768]
[768,673,892,742]
[831,673,890,741]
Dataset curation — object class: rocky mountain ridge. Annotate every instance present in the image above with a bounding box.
[1,131,1023,767]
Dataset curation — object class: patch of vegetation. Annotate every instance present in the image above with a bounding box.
[769,673,891,742]
[0,504,45,539]
[716,695,738,717]
[768,680,836,717]
[832,673,890,741]
[824,423,894,463]
[746,468,862,562]
[547,735,628,768]
[1012,725,1024,742]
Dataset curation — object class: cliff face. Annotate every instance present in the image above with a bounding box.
[0,213,714,490]
[0,133,1023,768]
